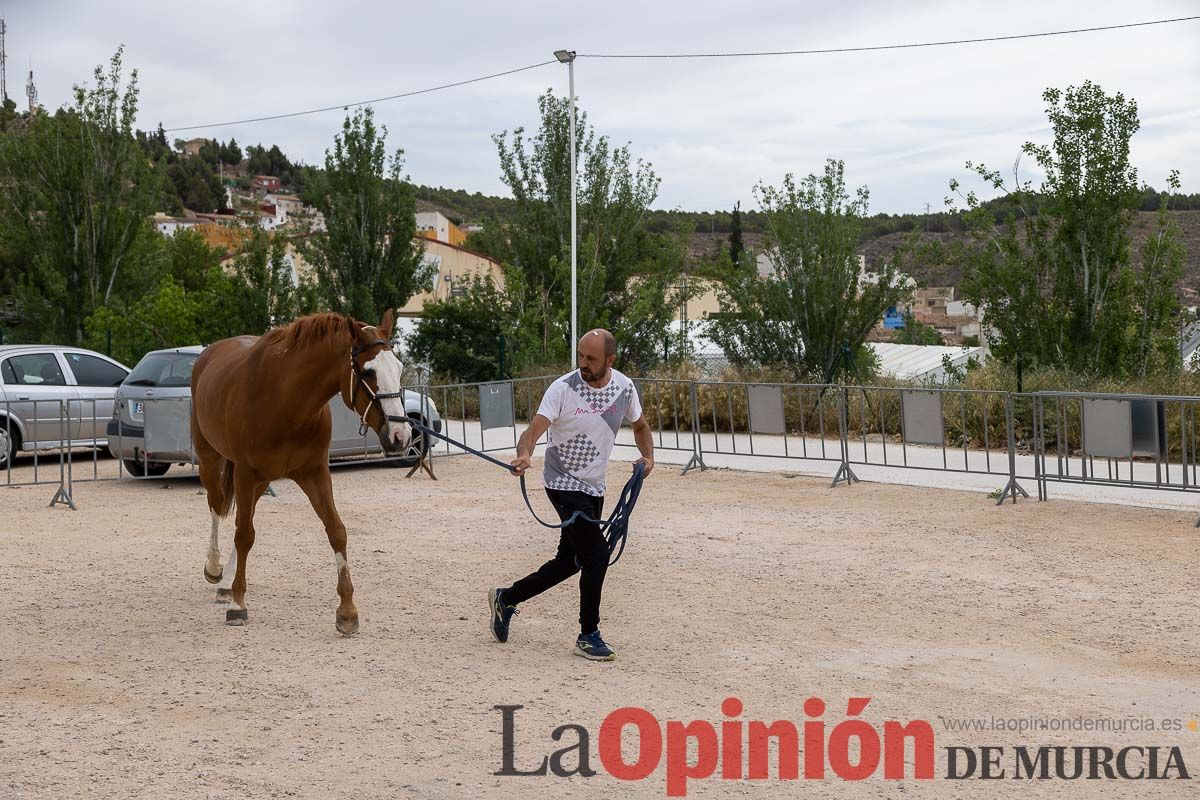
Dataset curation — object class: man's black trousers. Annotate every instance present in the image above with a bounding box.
[504,488,607,635]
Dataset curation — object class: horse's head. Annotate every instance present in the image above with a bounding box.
[343,309,414,455]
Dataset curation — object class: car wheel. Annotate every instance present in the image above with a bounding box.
[0,425,19,470]
[387,415,431,468]
[124,458,171,477]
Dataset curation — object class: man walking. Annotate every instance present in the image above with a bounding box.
[489,329,654,661]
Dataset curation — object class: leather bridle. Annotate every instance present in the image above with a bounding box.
[349,339,413,437]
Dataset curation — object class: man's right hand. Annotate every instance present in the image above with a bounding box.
[509,455,532,477]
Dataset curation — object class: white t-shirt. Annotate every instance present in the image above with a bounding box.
[536,368,643,496]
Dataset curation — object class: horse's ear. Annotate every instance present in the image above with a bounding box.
[378,308,395,338]
[343,314,358,340]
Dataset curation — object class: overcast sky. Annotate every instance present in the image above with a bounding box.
[5,1,1198,214]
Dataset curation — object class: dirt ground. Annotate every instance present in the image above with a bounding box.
[2,454,1198,799]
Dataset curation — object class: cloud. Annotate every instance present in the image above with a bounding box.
[6,0,1198,213]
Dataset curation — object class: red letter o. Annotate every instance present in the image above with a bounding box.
[599,707,663,781]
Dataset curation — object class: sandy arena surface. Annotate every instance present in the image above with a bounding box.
[2,453,1199,799]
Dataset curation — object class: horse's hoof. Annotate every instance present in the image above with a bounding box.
[214,588,233,605]
[203,566,223,584]
[336,612,359,636]
[226,608,249,626]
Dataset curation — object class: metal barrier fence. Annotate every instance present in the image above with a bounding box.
[2,398,76,508]
[691,379,844,465]
[5,380,1197,520]
[1,388,451,507]
[1026,391,1200,505]
[842,385,1028,501]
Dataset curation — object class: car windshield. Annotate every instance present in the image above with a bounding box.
[125,352,199,388]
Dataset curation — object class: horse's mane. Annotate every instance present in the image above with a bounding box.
[261,312,352,354]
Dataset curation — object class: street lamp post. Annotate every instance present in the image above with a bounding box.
[554,49,577,365]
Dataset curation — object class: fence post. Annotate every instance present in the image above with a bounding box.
[682,380,706,475]
[995,393,1029,505]
[404,369,437,481]
[1035,395,1047,502]
[49,399,77,510]
[830,385,859,488]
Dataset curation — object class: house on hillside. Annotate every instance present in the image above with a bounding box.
[912,287,955,315]
[181,138,210,157]
[153,213,199,237]
[257,207,284,232]
[253,175,281,193]
[265,193,304,220]
[415,210,467,247]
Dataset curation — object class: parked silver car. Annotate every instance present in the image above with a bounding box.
[0,345,131,469]
[108,345,441,476]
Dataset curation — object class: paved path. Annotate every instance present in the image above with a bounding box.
[429,417,1200,516]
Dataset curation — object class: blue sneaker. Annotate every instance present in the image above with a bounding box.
[489,588,519,643]
[574,630,617,661]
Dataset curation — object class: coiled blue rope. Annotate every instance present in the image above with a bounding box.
[410,422,644,566]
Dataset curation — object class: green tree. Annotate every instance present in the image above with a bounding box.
[165,228,222,292]
[896,311,943,345]
[220,138,242,166]
[0,97,20,132]
[302,107,428,322]
[729,201,745,269]
[221,231,312,335]
[953,81,1184,378]
[84,277,199,364]
[1133,171,1187,374]
[707,160,912,380]
[0,47,161,344]
[407,277,512,382]
[167,154,225,213]
[246,144,270,175]
[480,89,677,367]
[197,138,220,166]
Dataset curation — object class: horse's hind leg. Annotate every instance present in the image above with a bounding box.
[293,465,358,635]
[194,431,233,588]
[226,470,268,626]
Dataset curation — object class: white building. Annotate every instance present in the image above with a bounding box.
[416,211,454,244]
[257,209,284,232]
[867,342,987,382]
[153,213,199,237]
[754,251,914,289]
[265,193,305,222]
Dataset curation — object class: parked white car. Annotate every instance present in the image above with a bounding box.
[0,345,131,468]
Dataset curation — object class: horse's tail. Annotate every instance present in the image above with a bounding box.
[211,458,237,519]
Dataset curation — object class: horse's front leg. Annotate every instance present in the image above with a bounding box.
[293,465,358,634]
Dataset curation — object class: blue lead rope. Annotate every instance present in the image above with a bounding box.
[410,422,645,566]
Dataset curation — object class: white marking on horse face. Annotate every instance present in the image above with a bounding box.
[334,552,348,573]
[364,349,412,451]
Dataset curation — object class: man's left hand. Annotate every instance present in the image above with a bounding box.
[636,456,654,477]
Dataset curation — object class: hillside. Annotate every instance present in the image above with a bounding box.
[852,210,1200,292]
[415,183,1199,293]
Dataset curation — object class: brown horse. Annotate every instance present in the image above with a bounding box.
[190,309,413,634]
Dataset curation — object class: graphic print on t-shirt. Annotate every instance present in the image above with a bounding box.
[537,369,643,496]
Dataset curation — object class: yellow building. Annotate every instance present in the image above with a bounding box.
[676,276,724,321]
[399,239,504,317]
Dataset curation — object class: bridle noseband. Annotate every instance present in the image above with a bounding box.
[349,339,412,436]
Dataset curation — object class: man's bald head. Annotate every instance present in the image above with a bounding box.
[581,328,616,358]
[577,328,617,385]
